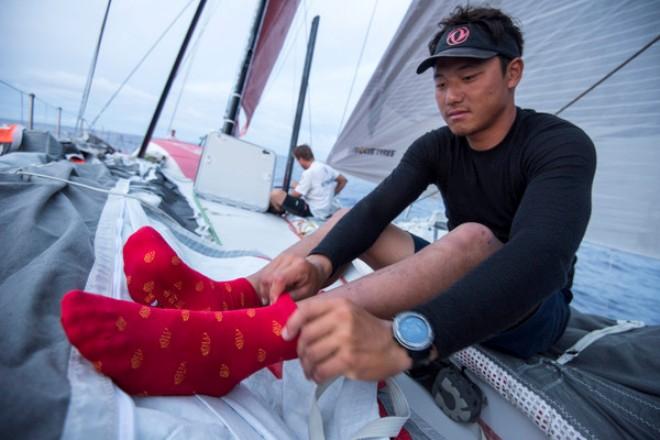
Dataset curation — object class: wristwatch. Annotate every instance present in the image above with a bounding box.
[392,311,434,368]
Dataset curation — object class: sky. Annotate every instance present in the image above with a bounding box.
[0,0,412,159]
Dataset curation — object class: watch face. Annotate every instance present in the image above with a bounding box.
[398,313,432,350]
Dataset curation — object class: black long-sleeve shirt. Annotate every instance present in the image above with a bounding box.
[311,108,597,357]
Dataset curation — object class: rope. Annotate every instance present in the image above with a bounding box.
[336,0,379,138]
[89,0,196,129]
[555,34,660,116]
[192,192,223,245]
[11,170,184,229]
[76,0,113,134]
[15,170,148,200]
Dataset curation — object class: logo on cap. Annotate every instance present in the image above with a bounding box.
[446,26,470,46]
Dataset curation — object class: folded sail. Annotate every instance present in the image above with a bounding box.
[327,0,660,258]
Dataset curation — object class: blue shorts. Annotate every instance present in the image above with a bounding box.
[410,232,571,358]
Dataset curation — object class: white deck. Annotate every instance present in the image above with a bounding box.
[153,145,546,440]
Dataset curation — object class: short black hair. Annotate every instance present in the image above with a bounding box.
[428,5,524,73]
[293,144,314,161]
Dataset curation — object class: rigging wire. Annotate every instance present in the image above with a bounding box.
[336,0,379,140]
[89,0,196,130]
[555,34,659,116]
[167,0,222,134]
[0,79,23,94]
[76,0,113,134]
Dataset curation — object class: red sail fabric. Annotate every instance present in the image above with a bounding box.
[240,0,300,134]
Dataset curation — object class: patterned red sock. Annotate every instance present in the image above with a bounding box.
[61,290,297,397]
[123,226,260,310]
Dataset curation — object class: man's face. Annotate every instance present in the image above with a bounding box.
[434,56,514,139]
[296,157,312,169]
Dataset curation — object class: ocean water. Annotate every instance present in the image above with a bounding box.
[6,123,657,324]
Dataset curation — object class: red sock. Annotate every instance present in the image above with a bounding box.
[61,290,297,397]
[123,226,260,310]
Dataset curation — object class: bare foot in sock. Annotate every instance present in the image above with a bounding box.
[61,290,297,396]
[123,226,261,310]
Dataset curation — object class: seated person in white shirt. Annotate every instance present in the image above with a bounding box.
[269,144,347,219]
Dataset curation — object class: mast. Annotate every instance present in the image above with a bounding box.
[282,15,320,192]
[138,0,207,158]
[76,0,112,134]
[221,0,269,136]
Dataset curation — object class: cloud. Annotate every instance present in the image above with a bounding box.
[2,0,413,146]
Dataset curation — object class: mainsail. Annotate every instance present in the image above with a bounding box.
[326,0,660,259]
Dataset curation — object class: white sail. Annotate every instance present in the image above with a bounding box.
[326,0,660,258]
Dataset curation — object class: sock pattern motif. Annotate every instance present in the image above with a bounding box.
[123,226,260,311]
[61,290,297,397]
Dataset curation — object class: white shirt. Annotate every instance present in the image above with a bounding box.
[295,161,341,219]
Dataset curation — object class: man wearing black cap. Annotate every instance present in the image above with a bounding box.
[252,5,596,382]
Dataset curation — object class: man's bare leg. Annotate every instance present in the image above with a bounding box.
[247,208,408,289]
[269,189,287,213]
[249,206,502,315]
[247,208,350,289]
[319,222,503,318]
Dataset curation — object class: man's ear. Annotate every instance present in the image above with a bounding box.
[506,57,524,89]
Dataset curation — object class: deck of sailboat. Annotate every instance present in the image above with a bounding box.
[147,137,550,439]
[3,0,660,437]
[150,138,302,256]
[2,127,658,439]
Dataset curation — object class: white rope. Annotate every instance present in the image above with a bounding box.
[308,376,410,440]
[556,319,645,365]
[15,170,145,200]
[12,170,184,228]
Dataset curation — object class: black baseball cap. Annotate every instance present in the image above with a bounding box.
[416,23,521,74]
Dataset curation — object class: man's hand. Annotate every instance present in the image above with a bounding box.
[334,174,347,195]
[283,296,412,383]
[256,254,332,304]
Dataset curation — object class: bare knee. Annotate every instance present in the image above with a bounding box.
[270,188,286,199]
[270,189,286,206]
[327,207,349,224]
[308,207,348,238]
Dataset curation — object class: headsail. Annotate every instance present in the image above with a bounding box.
[241,0,301,133]
[327,0,660,258]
